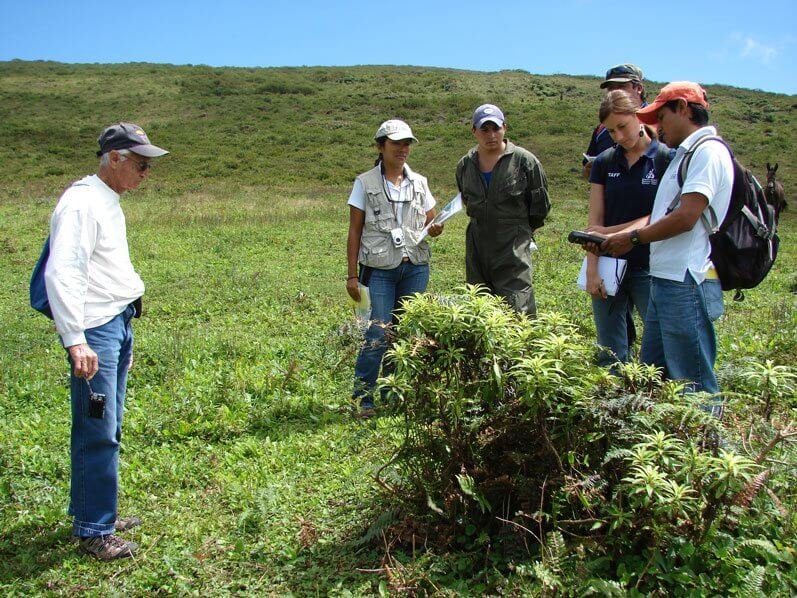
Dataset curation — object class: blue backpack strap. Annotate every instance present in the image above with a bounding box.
[30,236,53,318]
[30,181,91,319]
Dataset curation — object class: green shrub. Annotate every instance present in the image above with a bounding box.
[377,286,797,594]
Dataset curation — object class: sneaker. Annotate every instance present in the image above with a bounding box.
[115,516,142,532]
[78,534,138,561]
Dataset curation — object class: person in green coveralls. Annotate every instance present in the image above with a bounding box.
[456,104,550,315]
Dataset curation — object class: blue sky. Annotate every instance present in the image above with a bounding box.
[1,0,795,95]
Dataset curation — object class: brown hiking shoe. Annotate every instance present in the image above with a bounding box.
[115,516,142,532]
[78,534,138,561]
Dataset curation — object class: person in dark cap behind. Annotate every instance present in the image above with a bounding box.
[44,122,168,560]
[456,104,550,316]
[582,64,647,180]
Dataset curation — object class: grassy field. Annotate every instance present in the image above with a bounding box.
[0,61,795,595]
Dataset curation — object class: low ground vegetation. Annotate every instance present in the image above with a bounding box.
[0,61,794,594]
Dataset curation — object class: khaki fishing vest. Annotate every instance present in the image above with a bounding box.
[357,164,432,269]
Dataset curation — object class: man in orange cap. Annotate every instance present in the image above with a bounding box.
[602,82,734,415]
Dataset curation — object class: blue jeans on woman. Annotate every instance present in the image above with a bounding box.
[353,261,430,409]
[68,305,135,537]
[592,269,651,367]
[640,273,724,415]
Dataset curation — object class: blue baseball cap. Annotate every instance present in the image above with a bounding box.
[472,104,505,128]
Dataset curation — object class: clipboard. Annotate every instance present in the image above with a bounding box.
[577,256,628,296]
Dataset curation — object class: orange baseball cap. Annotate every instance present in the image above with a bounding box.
[636,81,710,125]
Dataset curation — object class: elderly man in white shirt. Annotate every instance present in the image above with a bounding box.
[602,82,733,416]
[44,123,168,560]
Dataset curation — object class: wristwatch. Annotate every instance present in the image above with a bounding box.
[630,230,641,246]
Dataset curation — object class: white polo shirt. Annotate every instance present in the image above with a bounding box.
[45,174,145,347]
[649,126,734,283]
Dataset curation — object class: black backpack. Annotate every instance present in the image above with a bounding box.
[673,135,779,300]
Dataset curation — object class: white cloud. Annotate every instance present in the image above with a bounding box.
[731,33,777,64]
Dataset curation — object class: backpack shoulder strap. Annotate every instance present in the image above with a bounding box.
[652,144,672,181]
[684,135,733,233]
[667,135,731,228]
[676,135,729,187]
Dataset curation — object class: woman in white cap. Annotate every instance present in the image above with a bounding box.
[346,119,443,416]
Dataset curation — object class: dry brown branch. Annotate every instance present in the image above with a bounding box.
[755,424,797,464]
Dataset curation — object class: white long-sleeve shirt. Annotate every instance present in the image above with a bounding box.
[44,174,145,346]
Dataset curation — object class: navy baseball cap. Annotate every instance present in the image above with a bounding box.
[472,104,505,128]
[96,122,169,157]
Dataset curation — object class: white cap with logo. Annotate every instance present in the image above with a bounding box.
[374,119,418,142]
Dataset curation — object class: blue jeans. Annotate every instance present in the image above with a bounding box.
[353,261,430,408]
[592,270,651,367]
[68,306,135,537]
[640,273,724,414]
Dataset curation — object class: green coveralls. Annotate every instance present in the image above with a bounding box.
[456,141,550,316]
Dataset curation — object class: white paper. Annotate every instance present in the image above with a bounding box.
[352,284,370,322]
[418,193,464,241]
[577,256,628,296]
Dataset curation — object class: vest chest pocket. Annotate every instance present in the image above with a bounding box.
[365,191,395,232]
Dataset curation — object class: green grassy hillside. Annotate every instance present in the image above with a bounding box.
[0,61,794,595]
[2,61,794,197]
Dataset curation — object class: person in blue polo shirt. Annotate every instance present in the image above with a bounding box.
[581,64,649,351]
[581,90,673,367]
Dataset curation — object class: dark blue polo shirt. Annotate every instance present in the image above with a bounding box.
[583,125,614,163]
[589,139,673,270]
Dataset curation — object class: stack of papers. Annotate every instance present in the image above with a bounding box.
[577,257,628,296]
[418,193,464,241]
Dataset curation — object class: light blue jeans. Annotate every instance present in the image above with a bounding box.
[591,270,651,367]
[68,305,135,537]
[641,273,724,415]
[353,261,430,409]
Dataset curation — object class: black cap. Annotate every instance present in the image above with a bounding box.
[600,64,644,88]
[97,122,169,157]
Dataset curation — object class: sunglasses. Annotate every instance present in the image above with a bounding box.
[125,155,151,172]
